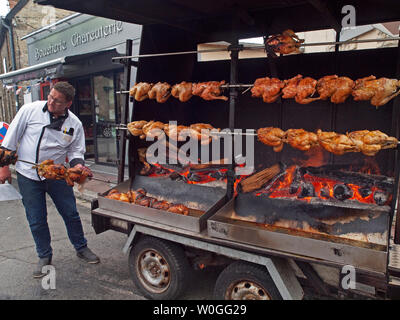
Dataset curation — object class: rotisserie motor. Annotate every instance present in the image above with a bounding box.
[105,188,189,215]
[0,148,18,167]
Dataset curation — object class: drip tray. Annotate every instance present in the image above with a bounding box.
[98,175,227,232]
[207,198,388,273]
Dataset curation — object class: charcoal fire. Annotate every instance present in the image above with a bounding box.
[250,163,393,207]
[333,184,353,201]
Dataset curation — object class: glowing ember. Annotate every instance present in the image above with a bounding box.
[255,165,391,206]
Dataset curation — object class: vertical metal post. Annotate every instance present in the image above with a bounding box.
[391,29,400,244]
[227,38,239,200]
[118,39,133,183]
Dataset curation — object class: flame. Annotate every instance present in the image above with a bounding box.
[255,165,389,206]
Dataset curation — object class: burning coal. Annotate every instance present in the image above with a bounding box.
[255,164,393,206]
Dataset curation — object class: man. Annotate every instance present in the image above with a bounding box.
[0,82,100,278]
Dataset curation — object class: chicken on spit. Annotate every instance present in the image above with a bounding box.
[171,81,193,102]
[129,82,153,101]
[148,82,172,103]
[285,129,319,151]
[294,77,321,104]
[352,76,400,107]
[317,75,354,104]
[0,148,18,167]
[257,127,286,152]
[192,81,228,101]
[317,130,359,155]
[282,74,303,99]
[265,30,304,56]
[251,77,285,103]
[36,160,90,186]
[127,120,148,137]
[347,130,399,156]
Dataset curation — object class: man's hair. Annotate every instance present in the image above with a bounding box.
[52,82,75,102]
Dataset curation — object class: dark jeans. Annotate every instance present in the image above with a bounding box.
[17,172,87,258]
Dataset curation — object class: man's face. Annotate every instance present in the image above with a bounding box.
[47,88,72,116]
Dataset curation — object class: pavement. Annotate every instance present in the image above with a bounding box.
[0,162,219,300]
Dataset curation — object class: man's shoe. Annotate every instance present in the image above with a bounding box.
[76,247,100,264]
[33,256,52,278]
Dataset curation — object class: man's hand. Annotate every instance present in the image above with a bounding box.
[0,166,12,184]
[73,163,93,178]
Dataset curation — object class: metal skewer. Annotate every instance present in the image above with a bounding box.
[112,37,400,60]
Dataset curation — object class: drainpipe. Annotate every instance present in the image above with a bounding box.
[1,18,20,111]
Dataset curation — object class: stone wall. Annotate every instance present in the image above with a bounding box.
[0,0,74,124]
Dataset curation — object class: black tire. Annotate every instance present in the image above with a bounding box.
[214,261,282,300]
[128,236,191,300]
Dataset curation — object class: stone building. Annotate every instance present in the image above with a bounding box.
[0,0,73,123]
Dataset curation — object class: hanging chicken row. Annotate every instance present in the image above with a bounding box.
[252,75,400,107]
[129,75,400,107]
[129,81,228,103]
[105,188,190,215]
[257,127,399,156]
[127,120,220,145]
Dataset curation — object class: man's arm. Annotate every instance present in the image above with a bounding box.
[67,124,93,177]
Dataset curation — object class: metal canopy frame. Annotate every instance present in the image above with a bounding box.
[34,0,400,43]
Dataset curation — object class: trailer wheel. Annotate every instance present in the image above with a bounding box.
[214,261,282,300]
[128,236,190,300]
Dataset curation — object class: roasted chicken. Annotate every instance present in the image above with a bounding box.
[127,120,148,137]
[316,75,354,104]
[282,74,303,99]
[257,127,286,152]
[171,81,193,102]
[285,129,319,151]
[317,130,358,155]
[36,160,90,186]
[148,82,172,103]
[37,160,67,181]
[352,76,400,107]
[251,77,285,103]
[265,30,304,56]
[295,77,321,104]
[141,121,165,139]
[129,82,153,101]
[0,148,18,167]
[192,81,228,101]
[347,130,399,156]
[105,188,189,215]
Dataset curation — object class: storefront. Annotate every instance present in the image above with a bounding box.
[0,14,141,165]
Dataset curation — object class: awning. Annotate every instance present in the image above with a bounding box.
[0,48,120,84]
[0,57,65,84]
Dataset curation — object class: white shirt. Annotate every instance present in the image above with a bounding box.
[1,100,86,181]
